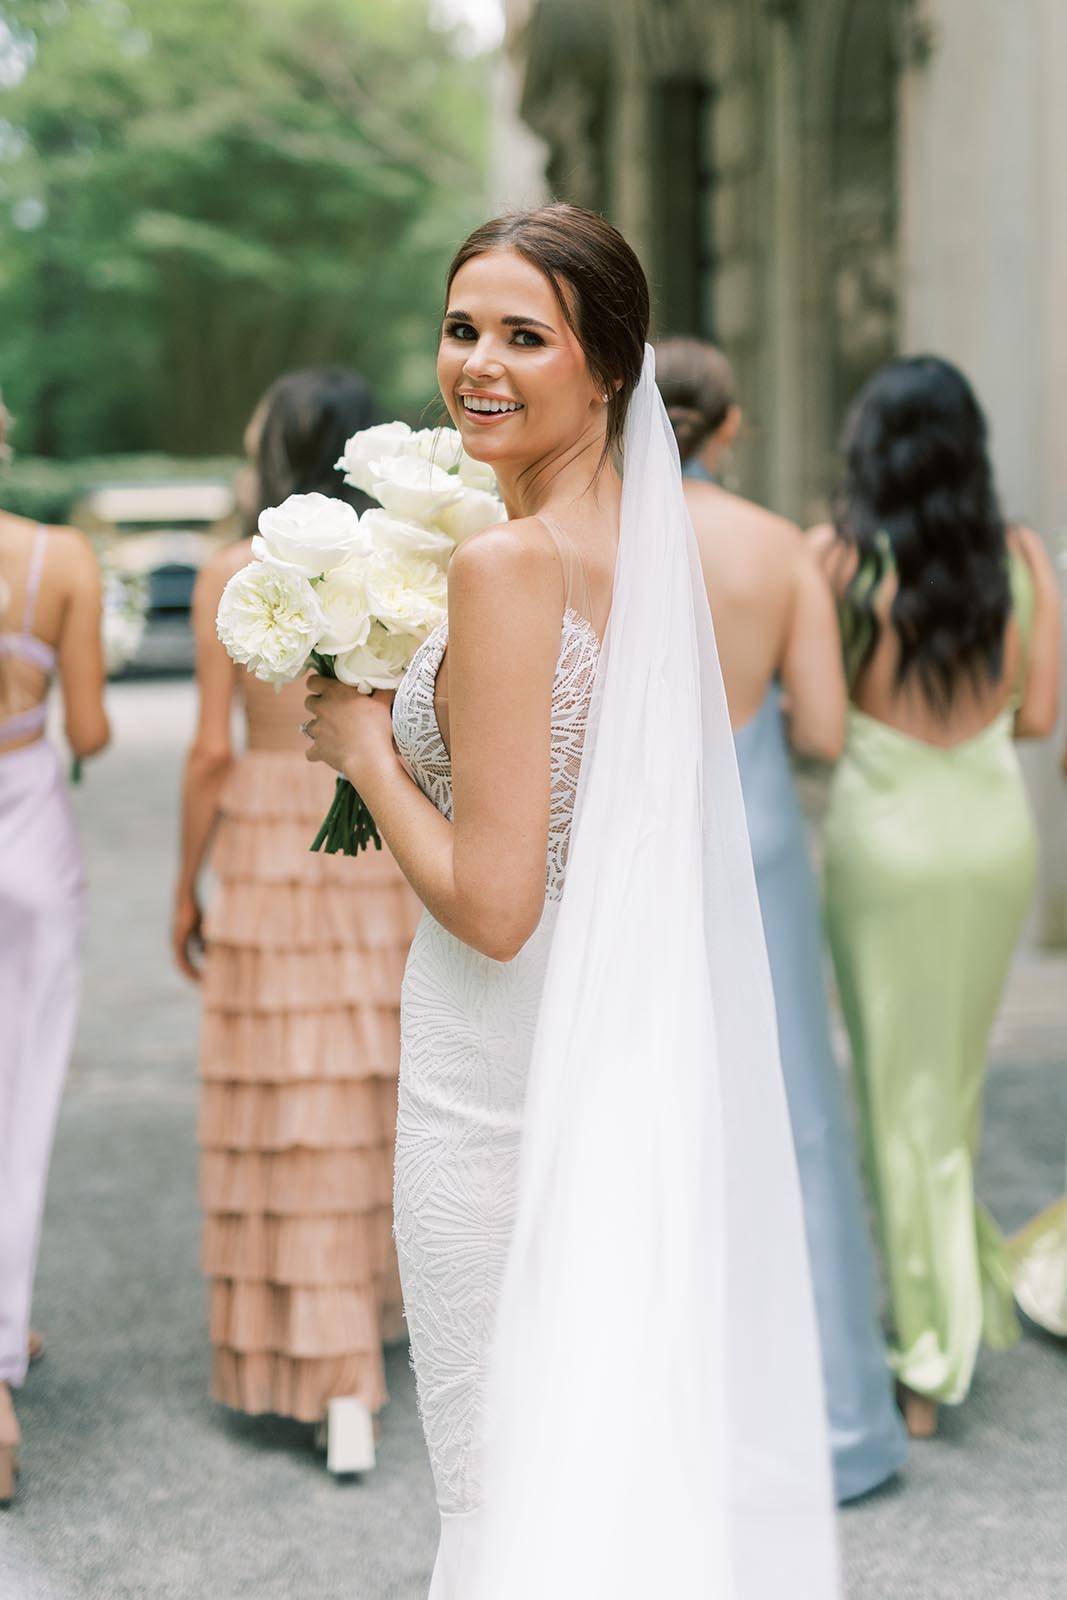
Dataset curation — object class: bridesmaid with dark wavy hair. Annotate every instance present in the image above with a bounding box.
[812,355,1061,1438]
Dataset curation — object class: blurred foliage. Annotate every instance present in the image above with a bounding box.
[0,0,489,459]
[0,452,241,523]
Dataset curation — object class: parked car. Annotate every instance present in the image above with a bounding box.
[73,479,240,673]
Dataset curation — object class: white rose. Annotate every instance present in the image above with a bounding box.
[456,451,500,493]
[335,421,413,495]
[369,455,463,525]
[366,552,447,639]
[252,492,369,579]
[434,488,505,546]
[314,558,374,655]
[361,507,454,568]
[407,426,465,472]
[333,622,424,693]
[216,562,323,685]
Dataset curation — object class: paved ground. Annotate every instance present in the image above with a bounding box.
[3,679,1066,1600]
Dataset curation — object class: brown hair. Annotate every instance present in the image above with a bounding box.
[654,337,736,464]
[254,367,376,518]
[445,203,650,457]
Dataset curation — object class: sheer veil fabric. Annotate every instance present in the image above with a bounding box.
[472,347,841,1598]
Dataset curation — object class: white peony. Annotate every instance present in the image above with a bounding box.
[335,421,414,496]
[362,507,454,568]
[434,488,504,546]
[333,622,425,693]
[369,455,464,524]
[455,451,500,493]
[408,426,465,472]
[253,492,369,579]
[365,552,447,640]
[216,562,324,685]
[314,558,374,655]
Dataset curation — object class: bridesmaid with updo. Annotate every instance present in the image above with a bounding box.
[813,355,1061,1438]
[173,368,420,1473]
[657,337,907,1500]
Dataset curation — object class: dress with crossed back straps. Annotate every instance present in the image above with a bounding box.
[390,516,603,1596]
[0,526,56,745]
[0,524,85,1393]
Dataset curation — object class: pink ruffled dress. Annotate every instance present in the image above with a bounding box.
[198,669,421,1422]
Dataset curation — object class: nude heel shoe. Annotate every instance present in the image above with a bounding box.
[0,1384,20,1505]
[323,1396,376,1475]
[897,1381,939,1439]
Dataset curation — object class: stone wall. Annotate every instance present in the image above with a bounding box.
[505,0,1067,939]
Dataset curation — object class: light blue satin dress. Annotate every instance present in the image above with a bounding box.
[734,689,906,1499]
[681,462,907,1498]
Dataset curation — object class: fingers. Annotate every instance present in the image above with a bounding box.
[174,934,202,984]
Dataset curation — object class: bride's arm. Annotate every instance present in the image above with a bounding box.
[306,525,562,961]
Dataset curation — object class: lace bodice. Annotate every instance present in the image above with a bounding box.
[392,608,600,900]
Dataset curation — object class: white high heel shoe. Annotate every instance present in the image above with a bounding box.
[321,1396,376,1475]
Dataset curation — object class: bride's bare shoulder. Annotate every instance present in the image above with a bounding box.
[447,516,560,603]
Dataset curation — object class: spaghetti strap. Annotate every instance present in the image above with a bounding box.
[535,512,593,624]
[22,526,48,634]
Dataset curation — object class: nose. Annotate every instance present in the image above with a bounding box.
[461,333,505,383]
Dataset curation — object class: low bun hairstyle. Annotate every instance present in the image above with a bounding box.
[445,203,650,458]
[834,355,1012,712]
[654,338,736,465]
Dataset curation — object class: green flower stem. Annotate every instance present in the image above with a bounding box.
[310,775,382,857]
[306,653,383,856]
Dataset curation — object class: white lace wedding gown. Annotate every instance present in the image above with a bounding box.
[391,586,599,1598]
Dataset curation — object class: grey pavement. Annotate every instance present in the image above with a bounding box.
[2,679,1066,1600]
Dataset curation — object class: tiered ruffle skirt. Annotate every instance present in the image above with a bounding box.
[199,754,420,1422]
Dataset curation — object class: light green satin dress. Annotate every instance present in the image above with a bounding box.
[824,552,1035,1404]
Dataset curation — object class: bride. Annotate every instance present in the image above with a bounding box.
[304,204,840,1599]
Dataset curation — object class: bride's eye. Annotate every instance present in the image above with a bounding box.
[443,320,476,341]
[512,329,543,348]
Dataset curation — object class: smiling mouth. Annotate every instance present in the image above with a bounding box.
[460,395,524,416]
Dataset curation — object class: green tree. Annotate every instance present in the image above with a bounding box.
[0,0,489,457]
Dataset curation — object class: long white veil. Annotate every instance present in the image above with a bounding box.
[473,347,841,1597]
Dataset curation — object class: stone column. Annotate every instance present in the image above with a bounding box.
[899,0,1067,942]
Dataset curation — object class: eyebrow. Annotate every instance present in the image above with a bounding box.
[444,310,556,333]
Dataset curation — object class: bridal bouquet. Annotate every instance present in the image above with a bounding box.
[102,565,148,677]
[216,423,502,854]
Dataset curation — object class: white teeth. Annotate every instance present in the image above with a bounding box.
[462,396,522,414]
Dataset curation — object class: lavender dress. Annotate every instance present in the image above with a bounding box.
[0,528,85,1388]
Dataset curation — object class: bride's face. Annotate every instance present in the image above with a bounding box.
[437,248,605,470]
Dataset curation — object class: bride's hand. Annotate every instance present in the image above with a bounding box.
[304,675,397,786]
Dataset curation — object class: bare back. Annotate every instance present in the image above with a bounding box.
[810,524,1050,749]
[0,510,109,758]
[686,483,846,758]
